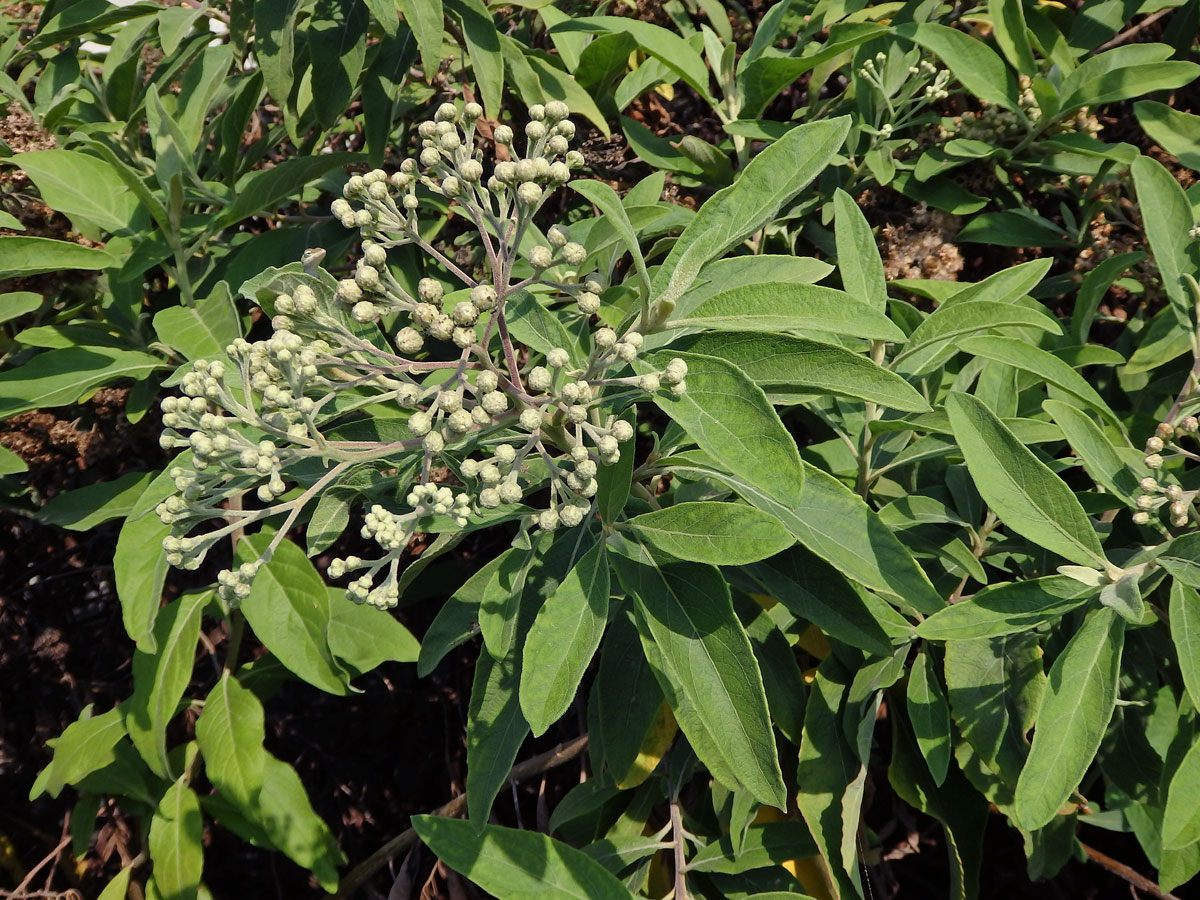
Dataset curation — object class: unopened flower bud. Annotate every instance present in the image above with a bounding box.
[528,103,545,121]
[352,301,378,323]
[430,315,454,341]
[423,431,445,453]
[547,135,569,155]
[546,348,569,368]
[482,391,508,415]
[463,101,482,120]
[498,481,522,503]
[477,370,499,392]
[396,327,424,354]
[363,243,387,267]
[528,366,553,391]
[470,284,497,310]
[408,412,432,436]
[418,278,444,302]
[448,409,473,434]
[556,120,576,140]
[1157,422,1174,438]
[561,242,587,266]
[641,373,660,392]
[356,265,380,290]
[530,245,553,269]
[494,124,514,145]
[520,408,543,430]
[338,279,363,304]
[436,102,458,122]
[1146,436,1164,453]
[1171,501,1189,518]
[453,326,475,348]
[420,147,441,167]
[1146,453,1164,469]
[479,487,501,508]
[577,292,600,315]
[517,182,543,205]
[460,159,483,182]
[547,161,571,184]
[538,509,560,531]
[612,419,634,442]
[594,328,616,349]
[441,175,462,197]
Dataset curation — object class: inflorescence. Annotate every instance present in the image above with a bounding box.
[156,101,686,609]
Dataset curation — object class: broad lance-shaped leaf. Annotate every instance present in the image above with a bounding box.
[642,351,804,508]
[1132,154,1200,327]
[467,649,529,828]
[627,502,794,565]
[650,116,850,307]
[672,332,930,413]
[1014,606,1125,830]
[195,674,267,807]
[1163,735,1200,850]
[946,392,1108,569]
[412,816,637,900]
[1170,580,1200,711]
[917,576,1095,640]
[148,778,204,900]
[1158,533,1200,588]
[0,346,163,420]
[671,282,905,342]
[520,542,610,736]
[907,648,952,786]
[126,590,207,779]
[238,534,353,695]
[569,179,651,298]
[612,552,787,808]
[1042,399,1140,506]
[834,188,888,310]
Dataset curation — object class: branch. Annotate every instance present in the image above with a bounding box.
[333,735,589,899]
[1081,841,1181,900]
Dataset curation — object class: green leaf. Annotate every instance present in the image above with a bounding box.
[946,392,1107,569]
[895,302,1062,377]
[750,546,903,657]
[1170,580,1200,711]
[959,335,1121,431]
[38,471,155,530]
[195,674,267,807]
[673,332,930,412]
[362,27,418,167]
[96,866,134,900]
[10,149,144,233]
[127,591,207,779]
[945,632,1045,787]
[417,553,504,677]
[989,0,1036,73]
[689,821,820,874]
[833,188,888,310]
[644,351,804,508]
[613,552,787,808]
[153,286,241,360]
[1157,534,1200,588]
[175,44,234,152]
[907,649,952,786]
[0,443,28,475]
[255,0,303,111]
[308,0,368,128]
[957,211,1075,248]
[448,0,504,120]
[31,705,128,799]
[467,651,529,826]
[1059,44,1199,111]
[0,236,118,280]
[505,290,582,362]
[628,502,794,565]
[672,282,906,342]
[412,816,637,899]
[0,346,162,419]
[327,589,421,673]
[479,542,538,662]
[1132,154,1200,328]
[596,409,635,524]
[397,0,444,79]
[148,778,204,900]
[219,152,362,228]
[736,594,807,746]
[1163,735,1200,850]
[115,466,178,652]
[520,542,610,736]
[1134,100,1200,171]
[1014,607,1125,830]
[239,535,353,695]
[0,290,42,324]
[917,576,1094,640]
[526,54,611,137]
[1098,571,1143,624]
[570,179,651,298]
[594,610,667,787]
[650,117,850,307]
[1042,399,1139,505]
[892,22,1019,111]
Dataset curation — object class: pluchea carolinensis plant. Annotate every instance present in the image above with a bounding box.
[154,100,686,609]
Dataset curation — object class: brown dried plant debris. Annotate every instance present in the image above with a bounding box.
[880,201,965,281]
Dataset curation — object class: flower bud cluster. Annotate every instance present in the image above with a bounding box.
[155,100,687,610]
[1132,417,1199,527]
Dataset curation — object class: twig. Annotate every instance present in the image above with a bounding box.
[3,834,71,899]
[670,795,689,900]
[334,735,589,899]
[1081,841,1180,900]
[1095,8,1173,51]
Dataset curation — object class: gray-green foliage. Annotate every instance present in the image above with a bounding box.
[7,0,1200,897]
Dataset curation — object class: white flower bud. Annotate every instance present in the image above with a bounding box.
[479,487,501,508]
[403,194,419,211]
[1146,436,1164,453]
[548,224,569,248]
[368,181,389,201]
[420,147,441,167]
[472,406,491,425]
[419,278,444,303]
[546,348,569,368]
[612,420,634,442]
[594,327,616,349]
[331,198,352,218]
[533,157,551,179]
[548,161,571,184]
[615,342,638,362]
[479,463,501,485]
[519,408,543,431]
[538,508,560,531]
[517,182,543,205]
[498,481,522,503]
[565,150,584,168]
[423,431,445,453]
[577,292,600,315]
[390,171,412,190]
[461,459,481,477]
[453,326,475,348]
[1132,511,1151,525]
[356,265,380,290]
[566,404,588,424]
[430,315,455,341]
[338,279,363,304]
[436,102,458,122]
[547,135,569,156]
[470,284,497,310]
[1137,494,1157,510]
[1147,453,1164,469]
[475,370,499,393]
[528,366,553,392]
[482,391,508,414]
[669,380,687,396]
[560,503,587,527]
[563,243,588,266]
[448,409,473,433]
[463,101,483,120]
[396,327,424,354]
[355,208,375,228]
[556,119,576,139]
[453,301,479,326]
[494,124,514,144]
[1166,484,1184,501]
[640,373,660,392]
[408,411,432,436]
[530,245,553,269]
[440,132,461,152]
[347,174,366,194]
[494,444,516,465]
[441,175,462,197]
[1171,500,1188,518]
[352,301,378,323]
[460,159,483,182]
[663,358,688,384]
[363,243,387,267]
